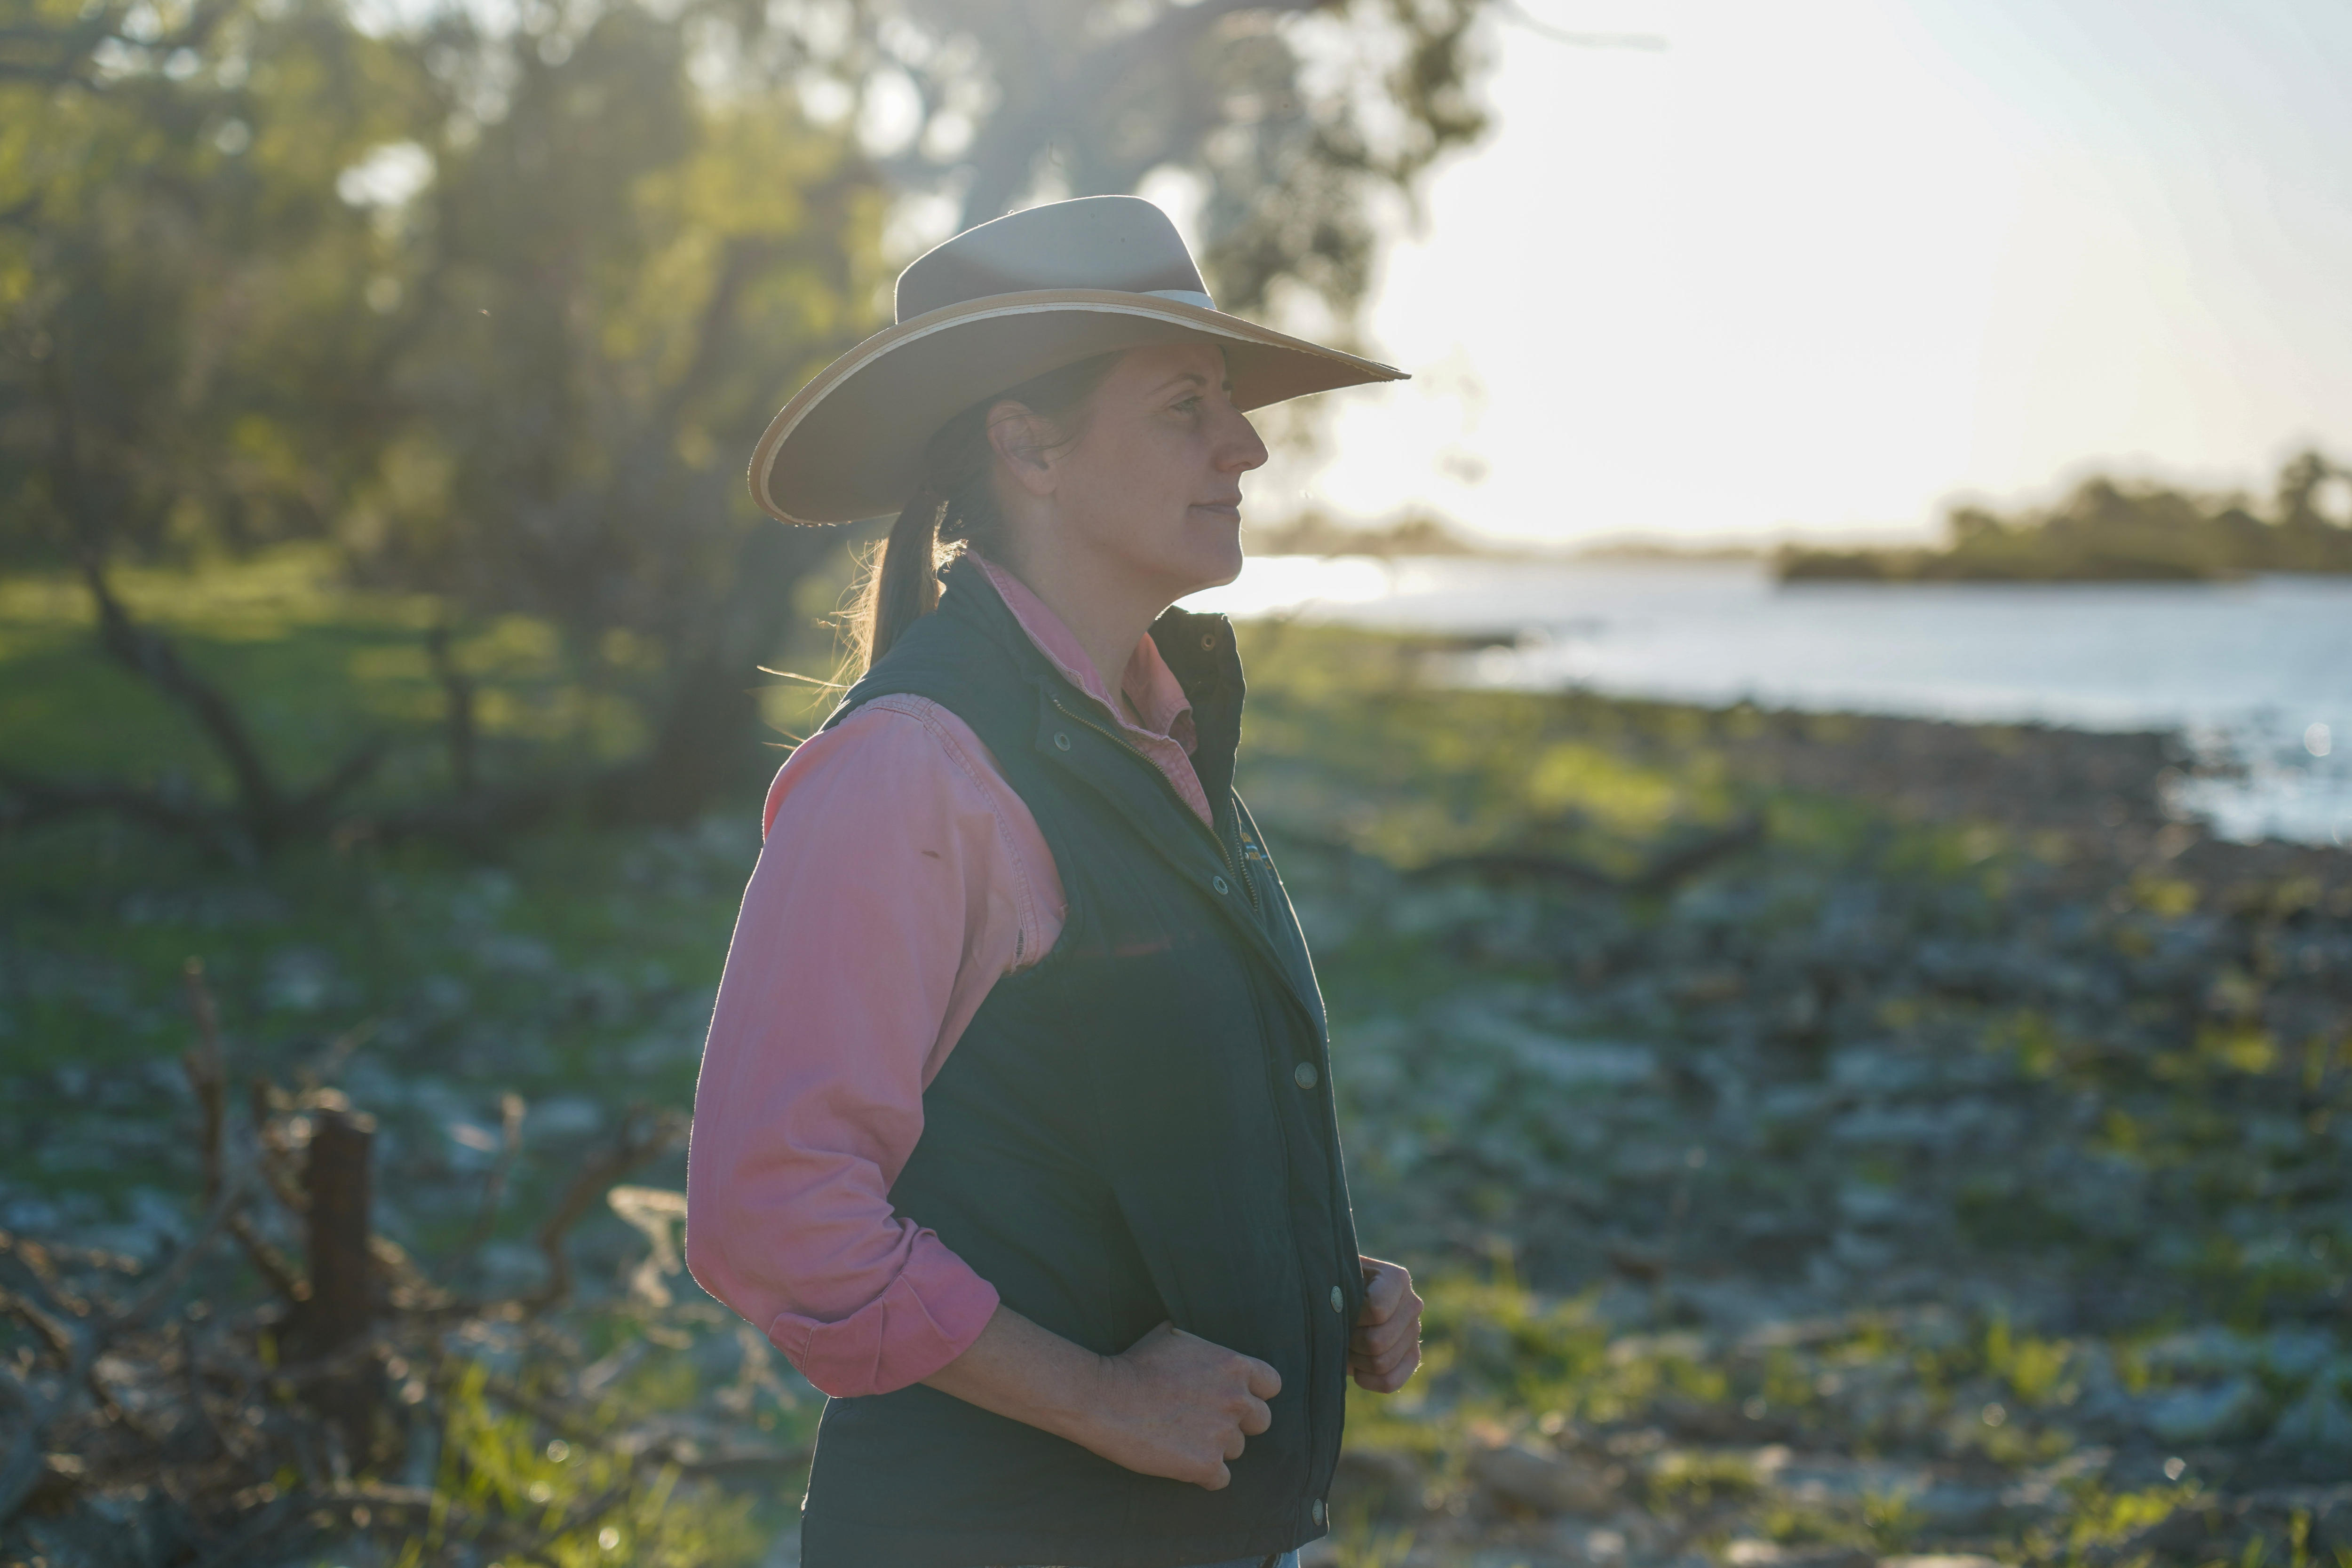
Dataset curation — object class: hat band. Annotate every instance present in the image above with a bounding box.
[1145,288,1216,309]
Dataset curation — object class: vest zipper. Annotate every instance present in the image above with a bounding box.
[1049,695,1257,911]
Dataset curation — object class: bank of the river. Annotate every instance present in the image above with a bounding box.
[1189,556,2352,848]
[3,623,2348,1567]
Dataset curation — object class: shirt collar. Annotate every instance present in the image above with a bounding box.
[967,552,1199,756]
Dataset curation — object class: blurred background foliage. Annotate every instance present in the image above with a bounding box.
[0,0,1487,853]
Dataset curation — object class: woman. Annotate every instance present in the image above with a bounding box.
[686,196,1424,1568]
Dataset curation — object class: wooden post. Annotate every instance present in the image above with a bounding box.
[297,1109,376,1357]
[293,1108,379,1468]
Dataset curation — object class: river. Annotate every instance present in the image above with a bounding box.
[1181,558,2352,846]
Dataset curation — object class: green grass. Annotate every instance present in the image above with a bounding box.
[0,544,844,804]
[2,816,743,1075]
[1230,618,1750,876]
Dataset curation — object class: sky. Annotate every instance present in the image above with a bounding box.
[1251,0,2352,546]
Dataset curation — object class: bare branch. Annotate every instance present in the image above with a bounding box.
[0,1323,101,1522]
[0,1282,75,1360]
[441,1093,527,1284]
[77,556,290,829]
[180,961,309,1303]
[288,735,393,821]
[0,1231,93,1322]
[523,1106,690,1314]
[113,1168,249,1335]
[248,1077,310,1218]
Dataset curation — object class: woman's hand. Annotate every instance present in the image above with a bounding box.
[922,1307,1278,1492]
[1076,1321,1282,1490]
[1350,1257,1422,1393]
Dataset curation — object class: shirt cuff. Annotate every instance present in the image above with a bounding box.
[765,1233,1001,1397]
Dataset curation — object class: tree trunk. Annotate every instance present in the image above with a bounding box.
[592,520,847,826]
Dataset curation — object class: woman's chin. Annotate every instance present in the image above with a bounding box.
[1138,523,1243,598]
[1183,539,1246,595]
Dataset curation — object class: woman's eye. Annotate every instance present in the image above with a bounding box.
[1173,396,1202,414]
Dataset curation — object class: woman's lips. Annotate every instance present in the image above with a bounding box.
[1192,500,1242,519]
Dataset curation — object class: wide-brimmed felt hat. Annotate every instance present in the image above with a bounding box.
[748,196,1407,525]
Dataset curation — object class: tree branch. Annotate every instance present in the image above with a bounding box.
[41,354,289,832]
[522,1106,690,1314]
[1408,814,1766,898]
[289,735,393,821]
[184,962,308,1303]
[955,0,1328,228]
[32,355,389,852]
[0,1172,246,1525]
[0,761,229,843]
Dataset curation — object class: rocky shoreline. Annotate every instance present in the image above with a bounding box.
[1259,697,2352,1564]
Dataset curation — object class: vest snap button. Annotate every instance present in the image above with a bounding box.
[1053,732,1071,751]
[1212,875,1229,895]
[1329,1285,1345,1313]
[1293,1061,1319,1089]
[1200,632,1216,649]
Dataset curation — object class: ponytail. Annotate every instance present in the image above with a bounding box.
[855,485,947,670]
[844,351,1121,673]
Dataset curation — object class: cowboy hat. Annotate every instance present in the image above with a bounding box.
[748,195,1407,525]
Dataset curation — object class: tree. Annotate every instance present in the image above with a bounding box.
[1775,450,2352,584]
[755,0,1488,316]
[1,0,457,849]
[1,0,1498,851]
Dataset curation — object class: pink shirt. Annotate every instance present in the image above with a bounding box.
[684,556,1213,1397]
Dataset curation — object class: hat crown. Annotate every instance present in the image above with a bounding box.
[895,196,1212,324]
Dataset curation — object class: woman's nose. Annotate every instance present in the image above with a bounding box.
[1216,406,1270,473]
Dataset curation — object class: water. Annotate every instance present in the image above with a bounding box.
[1182,558,2352,846]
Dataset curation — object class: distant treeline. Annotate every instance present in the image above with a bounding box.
[1777,449,2352,582]
[1250,510,1490,557]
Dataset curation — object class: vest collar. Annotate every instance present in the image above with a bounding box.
[965,554,1199,754]
[941,554,1247,813]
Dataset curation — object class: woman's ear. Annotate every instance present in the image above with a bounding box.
[985,401,1062,498]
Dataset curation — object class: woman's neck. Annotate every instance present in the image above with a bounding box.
[990,542,1175,706]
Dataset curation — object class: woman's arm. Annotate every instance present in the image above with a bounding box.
[685,699,1051,1397]
[922,1307,1281,1491]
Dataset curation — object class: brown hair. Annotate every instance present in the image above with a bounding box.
[849,352,1121,671]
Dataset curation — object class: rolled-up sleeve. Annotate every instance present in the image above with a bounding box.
[685,697,1046,1397]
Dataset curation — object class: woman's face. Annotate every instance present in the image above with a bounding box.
[1001,341,1271,601]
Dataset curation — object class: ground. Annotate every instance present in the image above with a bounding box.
[3,571,2348,1567]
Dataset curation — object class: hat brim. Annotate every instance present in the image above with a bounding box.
[748,290,1406,525]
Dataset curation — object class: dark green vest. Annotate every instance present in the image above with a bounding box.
[795,557,1363,1568]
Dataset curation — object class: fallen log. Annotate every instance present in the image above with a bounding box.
[1407,812,1766,897]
